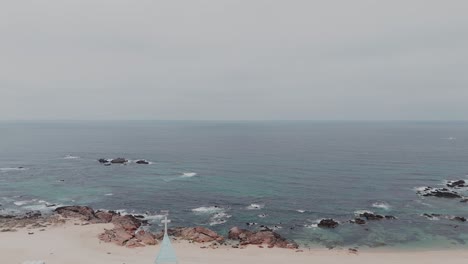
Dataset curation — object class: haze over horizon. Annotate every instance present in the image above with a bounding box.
[1,0,467,121]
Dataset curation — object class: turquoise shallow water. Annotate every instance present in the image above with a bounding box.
[1,121,468,249]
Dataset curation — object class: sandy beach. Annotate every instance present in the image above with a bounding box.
[1,221,468,264]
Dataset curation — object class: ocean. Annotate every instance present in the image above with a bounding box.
[1,121,468,249]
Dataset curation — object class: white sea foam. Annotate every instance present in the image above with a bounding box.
[372,202,391,210]
[181,172,197,178]
[413,186,431,192]
[304,223,318,228]
[354,210,373,216]
[297,210,306,213]
[105,193,113,196]
[425,216,440,221]
[209,211,231,226]
[192,206,224,213]
[442,137,456,141]
[115,209,130,215]
[10,198,60,213]
[14,199,36,206]
[209,219,227,226]
[63,155,80,159]
[246,203,264,210]
[258,213,268,218]
[0,167,28,172]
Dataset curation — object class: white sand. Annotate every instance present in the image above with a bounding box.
[2,222,468,264]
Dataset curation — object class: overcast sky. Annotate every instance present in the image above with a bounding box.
[1,0,467,120]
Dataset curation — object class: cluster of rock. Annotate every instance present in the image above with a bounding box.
[317,212,397,228]
[228,226,298,249]
[417,187,462,198]
[55,206,156,248]
[416,179,468,201]
[158,227,225,243]
[447,180,467,188]
[52,206,297,249]
[0,211,65,232]
[422,213,467,222]
[98,158,150,166]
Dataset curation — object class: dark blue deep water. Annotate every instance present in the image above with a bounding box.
[1,121,468,249]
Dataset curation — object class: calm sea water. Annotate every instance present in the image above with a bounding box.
[1,121,468,249]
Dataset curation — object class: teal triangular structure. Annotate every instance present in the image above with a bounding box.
[155,215,178,264]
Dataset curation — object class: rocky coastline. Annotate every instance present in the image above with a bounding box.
[0,205,298,250]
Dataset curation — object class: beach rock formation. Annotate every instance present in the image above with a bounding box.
[317,219,339,228]
[135,230,157,245]
[160,227,224,243]
[55,206,97,221]
[99,227,134,246]
[135,160,150,164]
[55,206,153,248]
[111,158,128,164]
[228,226,298,249]
[111,214,142,232]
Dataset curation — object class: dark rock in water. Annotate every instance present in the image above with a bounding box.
[135,160,150,164]
[423,213,439,219]
[447,180,466,188]
[98,158,109,163]
[384,215,397,220]
[228,226,298,249]
[451,216,467,222]
[158,226,224,243]
[359,212,384,220]
[350,218,366,225]
[110,158,127,164]
[246,222,258,226]
[460,199,468,203]
[104,163,111,166]
[318,219,339,228]
[423,189,462,198]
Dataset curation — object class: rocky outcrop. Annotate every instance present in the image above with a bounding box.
[111,158,128,164]
[54,206,117,224]
[416,187,462,198]
[55,206,98,222]
[228,226,298,249]
[317,219,339,228]
[158,227,224,243]
[451,216,467,222]
[422,213,467,222]
[135,230,157,245]
[98,158,109,164]
[54,206,153,248]
[99,227,134,246]
[135,160,150,164]
[447,180,466,188]
[350,218,366,225]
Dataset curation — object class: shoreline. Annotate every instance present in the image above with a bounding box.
[2,220,468,264]
[2,205,468,252]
